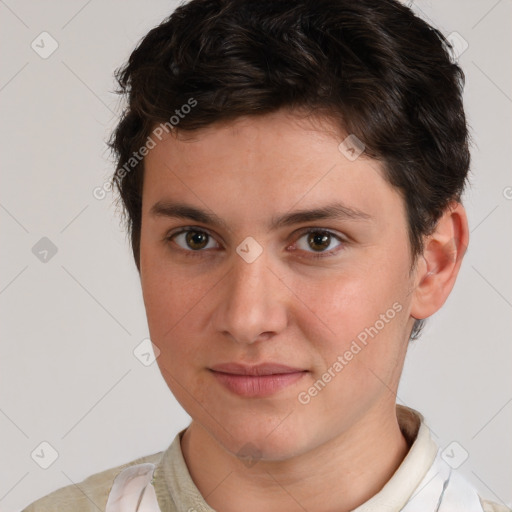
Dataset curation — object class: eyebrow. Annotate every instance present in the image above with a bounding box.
[149,200,372,231]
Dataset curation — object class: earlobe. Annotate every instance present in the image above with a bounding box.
[410,202,469,320]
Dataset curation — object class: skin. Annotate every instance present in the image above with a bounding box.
[139,109,469,512]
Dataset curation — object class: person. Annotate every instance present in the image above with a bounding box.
[22,0,510,511]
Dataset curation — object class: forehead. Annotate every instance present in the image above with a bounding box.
[141,111,406,230]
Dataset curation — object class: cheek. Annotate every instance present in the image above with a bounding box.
[300,264,406,339]
[141,240,198,329]
[140,249,218,372]
[143,273,206,345]
[297,255,411,377]
[295,278,409,424]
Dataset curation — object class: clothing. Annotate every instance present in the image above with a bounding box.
[22,405,510,512]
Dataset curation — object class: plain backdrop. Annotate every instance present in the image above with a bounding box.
[1,1,511,510]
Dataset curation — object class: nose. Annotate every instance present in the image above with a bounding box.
[212,248,289,345]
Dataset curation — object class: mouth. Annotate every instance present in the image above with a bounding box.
[209,362,308,398]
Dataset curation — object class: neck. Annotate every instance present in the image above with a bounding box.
[180,403,411,512]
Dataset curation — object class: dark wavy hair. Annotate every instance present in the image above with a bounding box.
[108,0,470,340]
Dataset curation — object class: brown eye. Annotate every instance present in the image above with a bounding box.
[307,231,332,252]
[170,229,219,252]
[185,230,209,250]
[293,229,344,258]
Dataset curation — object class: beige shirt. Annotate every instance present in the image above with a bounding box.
[22,406,509,512]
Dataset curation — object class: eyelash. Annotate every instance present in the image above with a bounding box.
[165,227,346,260]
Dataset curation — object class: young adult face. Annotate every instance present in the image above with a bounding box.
[139,109,464,461]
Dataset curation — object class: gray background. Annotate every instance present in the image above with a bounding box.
[1,1,511,510]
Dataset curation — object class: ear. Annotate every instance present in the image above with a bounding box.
[410,202,469,321]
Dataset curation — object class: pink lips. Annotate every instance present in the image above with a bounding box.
[210,363,307,398]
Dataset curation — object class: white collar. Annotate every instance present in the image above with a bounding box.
[110,405,484,511]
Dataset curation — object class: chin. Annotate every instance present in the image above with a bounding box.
[206,415,312,463]
[231,435,303,463]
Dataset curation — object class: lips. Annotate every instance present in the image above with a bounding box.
[209,362,308,397]
[210,362,305,376]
